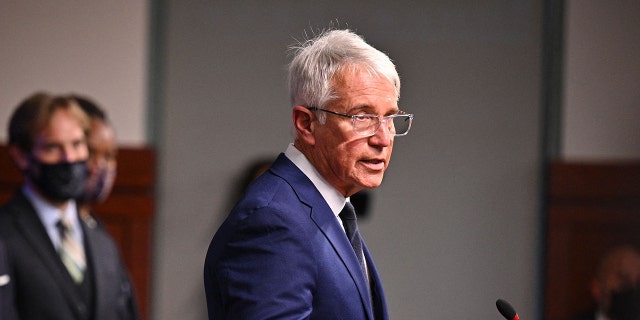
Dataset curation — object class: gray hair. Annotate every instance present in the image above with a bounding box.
[288,29,400,122]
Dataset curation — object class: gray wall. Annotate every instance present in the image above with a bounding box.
[153,1,543,319]
[0,0,148,145]
[562,0,640,159]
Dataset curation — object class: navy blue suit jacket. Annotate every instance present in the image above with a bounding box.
[204,154,388,319]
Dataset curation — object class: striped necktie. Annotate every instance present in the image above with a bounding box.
[56,213,86,284]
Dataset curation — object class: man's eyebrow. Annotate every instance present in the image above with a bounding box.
[388,108,401,115]
[348,105,376,113]
[347,104,399,115]
[40,141,62,148]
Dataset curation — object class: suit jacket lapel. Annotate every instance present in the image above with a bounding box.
[10,193,87,319]
[81,214,111,319]
[363,243,389,320]
[312,208,374,318]
[270,154,374,319]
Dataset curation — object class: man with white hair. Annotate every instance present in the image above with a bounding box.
[204,29,413,320]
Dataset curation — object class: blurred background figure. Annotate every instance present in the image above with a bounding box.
[0,92,139,320]
[71,95,118,216]
[572,245,640,320]
[230,156,273,206]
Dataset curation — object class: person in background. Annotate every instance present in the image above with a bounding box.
[72,95,118,216]
[573,245,640,320]
[72,94,141,317]
[204,29,413,319]
[0,92,139,320]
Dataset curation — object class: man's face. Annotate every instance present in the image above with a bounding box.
[597,249,640,310]
[84,118,117,203]
[31,108,89,165]
[87,119,117,174]
[311,68,398,197]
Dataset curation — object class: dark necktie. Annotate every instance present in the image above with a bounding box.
[56,213,86,284]
[339,202,368,280]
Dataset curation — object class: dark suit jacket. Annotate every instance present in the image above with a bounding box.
[204,154,389,320]
[568,309,597,320]
[0,191,139,320]
[0,239,16,320]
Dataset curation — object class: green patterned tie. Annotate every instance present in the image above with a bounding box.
[56,213,86,284]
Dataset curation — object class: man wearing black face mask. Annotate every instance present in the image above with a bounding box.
[601,246,640,320]
[571,245,640,320]
[0,92,140,320]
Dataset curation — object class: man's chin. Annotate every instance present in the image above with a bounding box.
[358,177,384,190]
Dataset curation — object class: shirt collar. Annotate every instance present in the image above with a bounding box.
[22,185,82,242]
[595,309,609,320]
[284,143,348,217]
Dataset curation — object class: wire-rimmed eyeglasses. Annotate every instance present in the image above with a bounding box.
[307,107,414,137]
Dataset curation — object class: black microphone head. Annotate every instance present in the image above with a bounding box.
[496,299,517,320]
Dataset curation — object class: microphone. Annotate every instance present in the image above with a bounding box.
[496,299,520,320]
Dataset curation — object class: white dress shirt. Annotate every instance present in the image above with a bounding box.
[284,143,350,228]
[22,185,84,251]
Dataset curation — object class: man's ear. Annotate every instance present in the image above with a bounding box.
[292,106,316,146]
[8,145,30,171]
[591,278,603,303]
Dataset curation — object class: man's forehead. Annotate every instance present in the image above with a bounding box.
[35,112,85,140]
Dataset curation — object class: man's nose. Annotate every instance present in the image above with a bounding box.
[369,120,393,146]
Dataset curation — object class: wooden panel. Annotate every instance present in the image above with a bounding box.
[0,145,154,320]
[549,162,640,200]
[544,161,640,320]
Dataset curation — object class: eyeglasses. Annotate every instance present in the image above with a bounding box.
[307,107,414,137]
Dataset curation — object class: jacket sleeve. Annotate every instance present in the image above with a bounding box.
[206,205,316,320]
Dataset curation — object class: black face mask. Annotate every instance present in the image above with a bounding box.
[608,285,640,320]
[28,159,89,202]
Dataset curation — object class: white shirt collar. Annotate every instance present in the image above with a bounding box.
[595,309,609,320]
[284,143,349,217]
[22,185,83,249]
